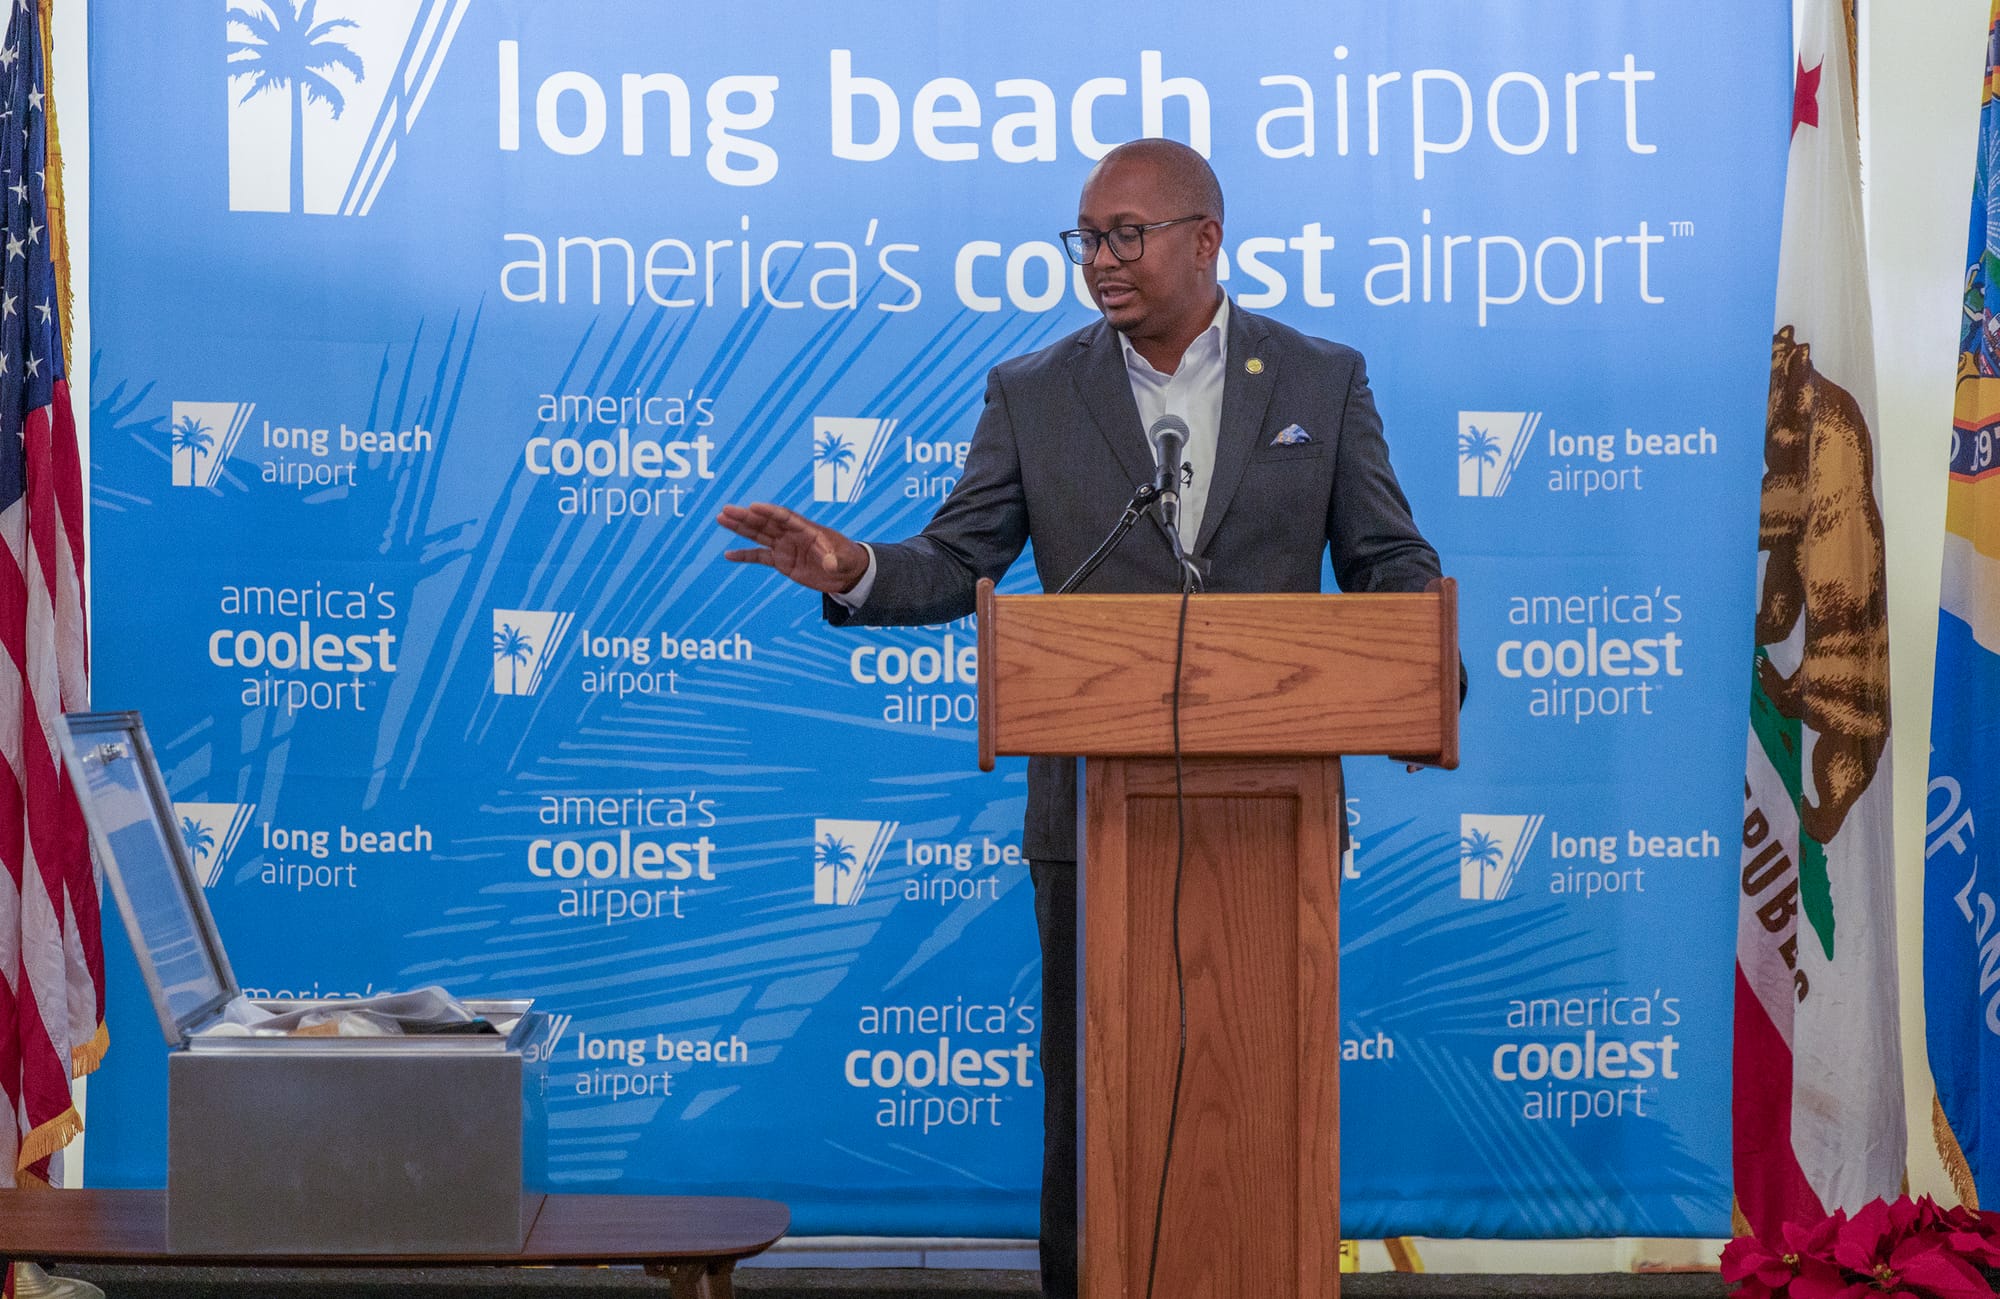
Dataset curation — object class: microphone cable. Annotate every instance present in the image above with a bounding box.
[1142,576,1194,1299]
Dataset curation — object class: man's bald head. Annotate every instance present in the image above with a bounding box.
[1073,139,1226,362]
[1092,139,1224,227]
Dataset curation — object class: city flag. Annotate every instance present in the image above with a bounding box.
[1927,0,2000,1213]
[1734,0,1905,1238]
[0,0,102,1233]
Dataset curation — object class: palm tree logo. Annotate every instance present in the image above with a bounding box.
[1459,826,1504,898]
[814,430,858,502]
[227,0,365,216]
[810,818,899,905]
[814,832,860,903]
[180,815,216,865]
[1458,424,1502,496]
[493,622,535,695]
[171,413,214,480]
[814,833,856,878]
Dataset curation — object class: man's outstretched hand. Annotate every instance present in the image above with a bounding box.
[717,503,870,595]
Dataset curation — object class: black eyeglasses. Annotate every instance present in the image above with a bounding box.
[1058,215,1205,266]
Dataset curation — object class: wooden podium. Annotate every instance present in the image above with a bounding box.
[974,578,1459,1299]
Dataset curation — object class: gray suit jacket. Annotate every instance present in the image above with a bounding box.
[827,302,1443,861]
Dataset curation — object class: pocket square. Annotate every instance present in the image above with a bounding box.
[1271,424,1312,446]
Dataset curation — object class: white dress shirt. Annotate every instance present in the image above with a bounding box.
[835,295,1231,609]
[1120,295,1228,548]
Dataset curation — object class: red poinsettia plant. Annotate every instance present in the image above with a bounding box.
[1723,1195,2000,1299]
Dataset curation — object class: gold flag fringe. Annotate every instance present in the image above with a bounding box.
[15,1105,81,1175]
[1840,0,1856,136]
[36,0,70,368]
[1934,1092,1980,1209]
[69,1019,106,1077]
[1730,1196,1750,1239]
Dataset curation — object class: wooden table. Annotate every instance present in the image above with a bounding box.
[0,1189,789,1299]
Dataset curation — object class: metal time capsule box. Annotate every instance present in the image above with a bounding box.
[59,711,549,1255]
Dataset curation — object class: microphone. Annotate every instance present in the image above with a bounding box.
[1147,414,1190,535]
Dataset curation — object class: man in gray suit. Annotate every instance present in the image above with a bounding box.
[719,138,1442,1299]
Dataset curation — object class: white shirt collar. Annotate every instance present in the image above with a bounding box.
[1117,294,1230,377]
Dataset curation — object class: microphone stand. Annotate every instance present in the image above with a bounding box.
[1161,520,1204,595]
[1055,481,1161,595]
[1153,494,1204,596]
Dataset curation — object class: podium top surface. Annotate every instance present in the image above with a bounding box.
[976,581,1458,768]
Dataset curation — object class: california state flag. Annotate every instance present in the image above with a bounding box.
[1734,0,1905,1237]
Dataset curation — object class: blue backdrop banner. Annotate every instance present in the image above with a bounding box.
[84,0,1787,1237]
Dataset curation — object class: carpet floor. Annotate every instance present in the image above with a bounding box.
[50,1265,1732,1298]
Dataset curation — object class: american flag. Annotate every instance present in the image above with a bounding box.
[0,0,101,1224]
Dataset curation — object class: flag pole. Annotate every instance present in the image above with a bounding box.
[7,1265,99,1299]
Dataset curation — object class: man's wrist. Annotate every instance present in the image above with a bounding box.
[830,544,878,609]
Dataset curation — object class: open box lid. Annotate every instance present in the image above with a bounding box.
[58,711,239,1048]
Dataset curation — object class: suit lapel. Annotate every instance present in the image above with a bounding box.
[1193,306,1276,556]
[1069,322,1155,489]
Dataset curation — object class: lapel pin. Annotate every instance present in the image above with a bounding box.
[1245,357,1264,375]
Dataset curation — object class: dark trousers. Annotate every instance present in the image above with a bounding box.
[1030,859,1077,1299]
